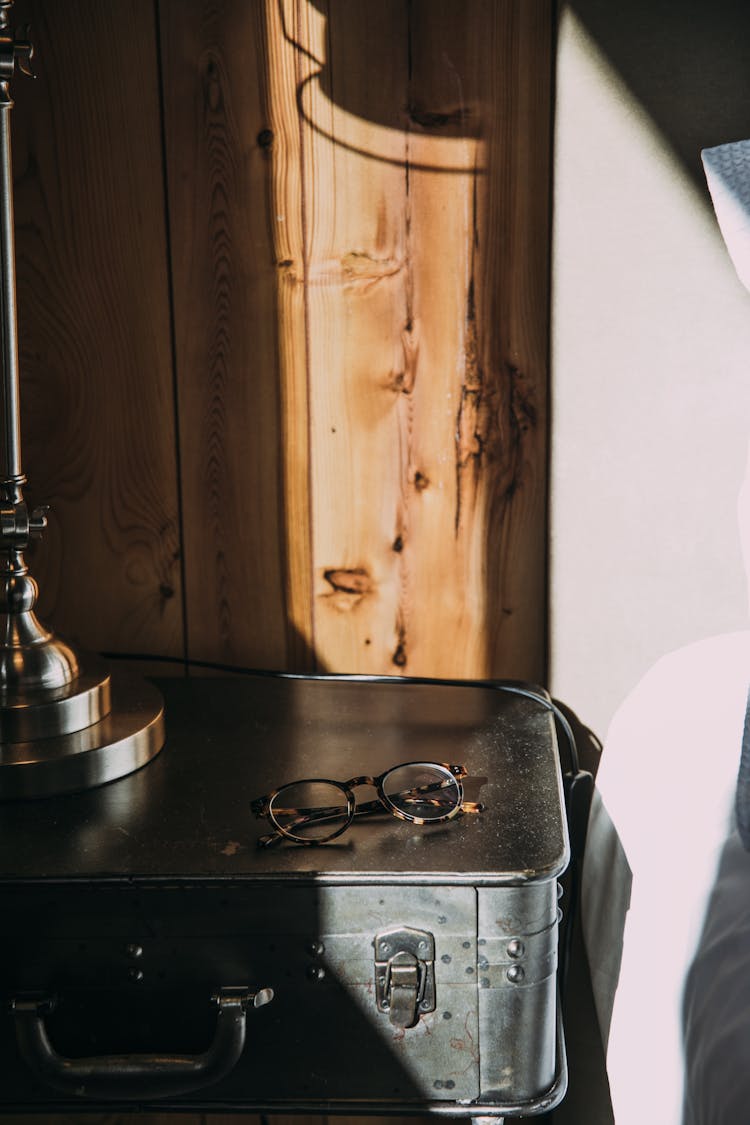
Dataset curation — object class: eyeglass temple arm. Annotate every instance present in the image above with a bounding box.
[254,796,415,848]
[265,779,459,830]
[256,795,482,848]
[257,783,481,846]
[259,799,383,842]
[255,800,366,848]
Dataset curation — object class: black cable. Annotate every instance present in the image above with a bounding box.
[101,651,582,777]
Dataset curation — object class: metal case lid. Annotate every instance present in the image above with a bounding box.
[0,676,569,885]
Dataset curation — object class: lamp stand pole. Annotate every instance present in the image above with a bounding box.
[0,1,165,799]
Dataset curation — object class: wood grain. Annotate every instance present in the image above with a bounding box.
[37,0,550,682]
[265,0,553,681]
[283,0,412,673]
[480,0,552,679]
[160,0,291,670]
[260,0,316,668]
[8,0,551,686]
[13,0,183,658]
[402,0,552,682]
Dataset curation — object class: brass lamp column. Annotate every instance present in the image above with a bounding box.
[0,1,165,799]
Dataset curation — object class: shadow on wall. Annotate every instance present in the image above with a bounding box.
[571,0,750,193]
[287,0,483,170]
[562,5,750,1122]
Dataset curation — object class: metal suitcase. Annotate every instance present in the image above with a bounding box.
[0,674,571,1120]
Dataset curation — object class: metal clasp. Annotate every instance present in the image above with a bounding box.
[374,925,436,1028]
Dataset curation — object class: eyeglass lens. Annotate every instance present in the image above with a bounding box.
[269,780,351,841]
[382,763,461,820]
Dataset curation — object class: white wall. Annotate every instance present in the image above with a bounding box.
[550,3,750,738]
[553,8,750,1119]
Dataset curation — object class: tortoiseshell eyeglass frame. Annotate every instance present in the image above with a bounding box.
[251,761,482,847]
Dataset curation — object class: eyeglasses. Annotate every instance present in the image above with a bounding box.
[251,761,482,847]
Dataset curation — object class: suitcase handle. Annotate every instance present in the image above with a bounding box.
[10,985,273,1100]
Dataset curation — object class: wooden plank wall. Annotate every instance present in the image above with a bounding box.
[2,0,553,1122]
[14,0,552,685]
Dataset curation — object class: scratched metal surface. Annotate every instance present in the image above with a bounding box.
[0,676,569,884]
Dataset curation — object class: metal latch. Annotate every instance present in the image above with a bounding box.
[374,925,436,1028]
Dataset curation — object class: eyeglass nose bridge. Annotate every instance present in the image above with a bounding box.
[346,775,377,789]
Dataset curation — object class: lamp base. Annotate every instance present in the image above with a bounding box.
[0,650,111,742]
[0,667,165,800]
